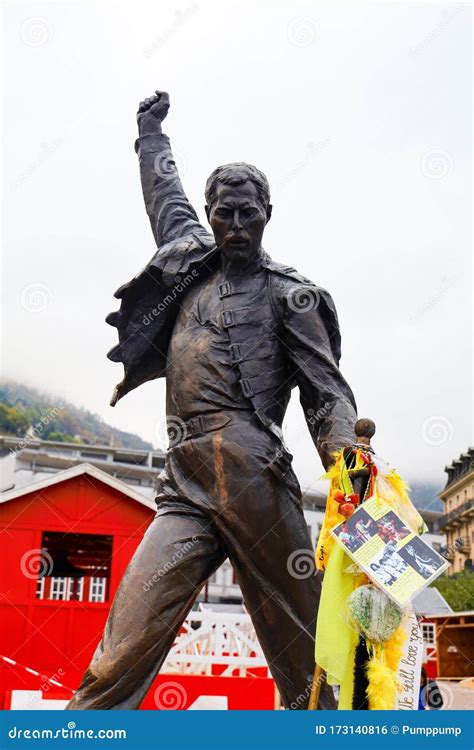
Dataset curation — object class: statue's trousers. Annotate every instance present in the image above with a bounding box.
[66,412,335,710]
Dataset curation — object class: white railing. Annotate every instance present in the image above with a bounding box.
[162,611,268,677]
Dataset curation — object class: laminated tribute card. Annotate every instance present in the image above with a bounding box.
[331,496,448,607]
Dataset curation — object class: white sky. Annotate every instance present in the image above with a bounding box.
[2,1,472,493]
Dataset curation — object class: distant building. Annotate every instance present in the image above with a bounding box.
[420,611,474,680]
[439,448,474,573]
[412,588,453,678]
[421,509,445,553]
[0,434,165,501]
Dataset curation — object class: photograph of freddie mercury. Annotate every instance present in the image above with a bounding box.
[66,91,357,711]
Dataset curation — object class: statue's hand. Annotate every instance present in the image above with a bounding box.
[137,91,170,134]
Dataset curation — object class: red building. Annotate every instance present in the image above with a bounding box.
[0,463,155,708]
[0,463,274,710]
[419,612,474,680]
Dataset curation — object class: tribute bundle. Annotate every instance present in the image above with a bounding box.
[313,419,427,710]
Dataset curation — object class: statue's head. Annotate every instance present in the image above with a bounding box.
[205,163,272,263]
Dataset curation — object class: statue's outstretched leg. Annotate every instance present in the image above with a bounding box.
[215,474,335,710]
[66,505,225,709]
[159,417,337,710]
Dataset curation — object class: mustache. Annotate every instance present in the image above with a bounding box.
[226,233,249,241]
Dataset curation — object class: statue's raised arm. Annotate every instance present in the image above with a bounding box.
[136,91,209,247]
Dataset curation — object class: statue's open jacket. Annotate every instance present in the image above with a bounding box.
[106,132,357,469]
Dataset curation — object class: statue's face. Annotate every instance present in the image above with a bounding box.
[206,181,271,263]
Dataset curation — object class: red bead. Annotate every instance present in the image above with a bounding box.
[339,502,355,517]
[333,491,345,504]
[348,493,360,506]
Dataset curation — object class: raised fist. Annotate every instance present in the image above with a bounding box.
[137,91,170,134]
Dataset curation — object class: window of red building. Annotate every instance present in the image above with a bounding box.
[36,531,113,603]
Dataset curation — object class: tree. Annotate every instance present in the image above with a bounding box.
[431,571,474,611]
[0,403,29,435]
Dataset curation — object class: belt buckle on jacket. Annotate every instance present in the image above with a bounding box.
[188,415,205,439]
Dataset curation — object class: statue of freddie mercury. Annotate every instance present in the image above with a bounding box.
[66,91,358,710]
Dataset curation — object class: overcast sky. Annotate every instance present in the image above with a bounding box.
[3,1,472,495]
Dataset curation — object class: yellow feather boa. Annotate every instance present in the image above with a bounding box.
[366,627,406,710]
[367,655,398,710]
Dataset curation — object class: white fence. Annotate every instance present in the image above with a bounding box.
[162,611,268,677]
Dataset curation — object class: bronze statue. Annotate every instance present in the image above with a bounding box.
[66,91,357,710]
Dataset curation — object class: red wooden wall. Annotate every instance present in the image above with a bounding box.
[0,474,153,708]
